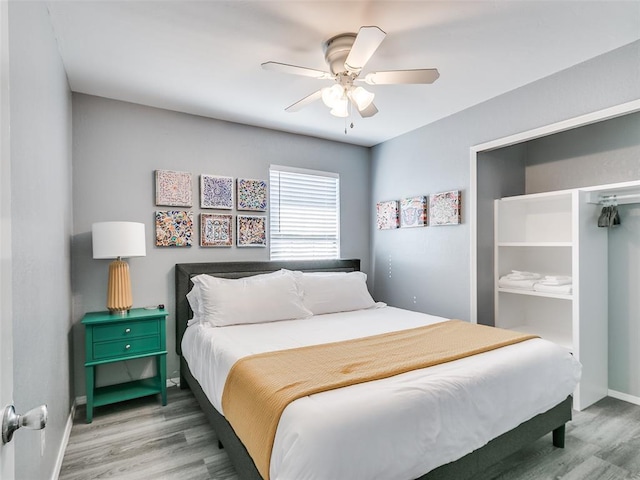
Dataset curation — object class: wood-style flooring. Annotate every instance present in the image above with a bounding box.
[59,386,640,480]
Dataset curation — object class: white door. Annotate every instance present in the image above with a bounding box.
[0,0,14,477]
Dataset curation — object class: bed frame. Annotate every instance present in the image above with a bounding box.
[175,260,571,480]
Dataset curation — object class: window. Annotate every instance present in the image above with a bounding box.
[269,165,340,260]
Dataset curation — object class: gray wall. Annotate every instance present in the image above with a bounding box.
[526,113,640,193]
[370,40,640,322]
[476,145,526,325]
[9,2,73,479]
[525,112,640,398]
[71,94,371,396]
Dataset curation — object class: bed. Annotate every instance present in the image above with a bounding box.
[175,259,580,480]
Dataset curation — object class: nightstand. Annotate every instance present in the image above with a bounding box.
[82,308,168,423]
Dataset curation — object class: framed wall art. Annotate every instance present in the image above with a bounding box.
[237,215,266,247]
[429,190,461,226]
[237,178,267,211]
[376,200,400,230]
[401,196,428,228]
[155,210,193,247]
[200,213,233,247]
[201,174,233,209]
[155,169,192,207]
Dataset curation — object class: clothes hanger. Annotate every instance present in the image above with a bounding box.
[597,196,621,228]
[598,204,611,228]
[610,197,621,227]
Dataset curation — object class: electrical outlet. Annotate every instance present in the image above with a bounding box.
[40,429,45,456]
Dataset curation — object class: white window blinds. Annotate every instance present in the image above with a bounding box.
[269,165,340,260]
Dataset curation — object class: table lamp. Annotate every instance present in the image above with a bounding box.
[92,222,146,314]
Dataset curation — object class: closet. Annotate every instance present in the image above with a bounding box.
[476,108,640,411]
[494,188,608,410]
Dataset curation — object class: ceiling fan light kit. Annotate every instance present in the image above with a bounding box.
[330,101,349,118]
[321,79,375,118]
[350,86,375,110]
[262,25,439,122]
[321,84,345,109]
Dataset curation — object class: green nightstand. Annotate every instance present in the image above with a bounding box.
[82,308,168,423]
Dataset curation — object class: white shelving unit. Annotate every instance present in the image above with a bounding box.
[494,190,608,410]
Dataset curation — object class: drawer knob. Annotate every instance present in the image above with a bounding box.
[125,344,131,350]
[124,328,131,334]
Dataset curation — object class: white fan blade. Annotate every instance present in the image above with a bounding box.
[285,90,323,112]
[344,26,386,74]
[262,61,333,80]
[364,69,440,85]
[349,96,378,118]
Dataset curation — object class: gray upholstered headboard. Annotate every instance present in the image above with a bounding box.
[174,259,361,356]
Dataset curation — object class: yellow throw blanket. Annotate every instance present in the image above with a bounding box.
[221,320,538,479]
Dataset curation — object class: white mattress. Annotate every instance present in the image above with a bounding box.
[182,306,581,480]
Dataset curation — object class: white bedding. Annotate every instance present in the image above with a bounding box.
[182,306,581,480]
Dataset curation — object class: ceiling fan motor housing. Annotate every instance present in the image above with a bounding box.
[324,33,357,75]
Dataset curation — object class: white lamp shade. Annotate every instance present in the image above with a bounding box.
[92,222,146,259]
[321,84,344,109]
[330,98,349,118]
[349,86,375,110]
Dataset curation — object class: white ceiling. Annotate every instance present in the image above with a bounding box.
[46,1,640,147]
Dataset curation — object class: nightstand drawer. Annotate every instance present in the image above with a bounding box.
[93,319,159,342]
[93,336,160,360]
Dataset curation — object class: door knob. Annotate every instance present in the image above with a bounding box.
[1,404,47,444]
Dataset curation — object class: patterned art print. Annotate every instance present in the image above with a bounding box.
[237,215,267,247]
[155,210,193,247]
[155,170,192,207]
[401,196,428,228]
[200,214,232,247]
[376,200,400,229]
[237,178,267,211]
[429,190,461,226]
[201,175,233,209]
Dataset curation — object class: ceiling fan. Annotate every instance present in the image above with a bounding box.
[262,26,439,119]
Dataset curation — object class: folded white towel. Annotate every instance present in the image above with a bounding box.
[538,275,572,286]
[502,271,542,281]
[498,277,538,290]
[544,275,572,281]
[510,270,542,279]
[533,283,572,295]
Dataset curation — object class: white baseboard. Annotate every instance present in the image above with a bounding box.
[74,377,180,406]
[51,399,76,480]
[608,389,640,406]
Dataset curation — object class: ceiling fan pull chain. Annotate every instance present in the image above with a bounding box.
[344,103,348,134]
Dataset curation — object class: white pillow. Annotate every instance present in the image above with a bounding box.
[297,271,376,315]
[190,270,312,327]
[186,287,203,326]
[187,270,286,320]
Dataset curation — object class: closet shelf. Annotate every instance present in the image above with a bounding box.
[507,324,573,352]
[497,288,572,300]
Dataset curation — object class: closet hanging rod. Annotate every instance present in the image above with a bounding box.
[592,192,640,205]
